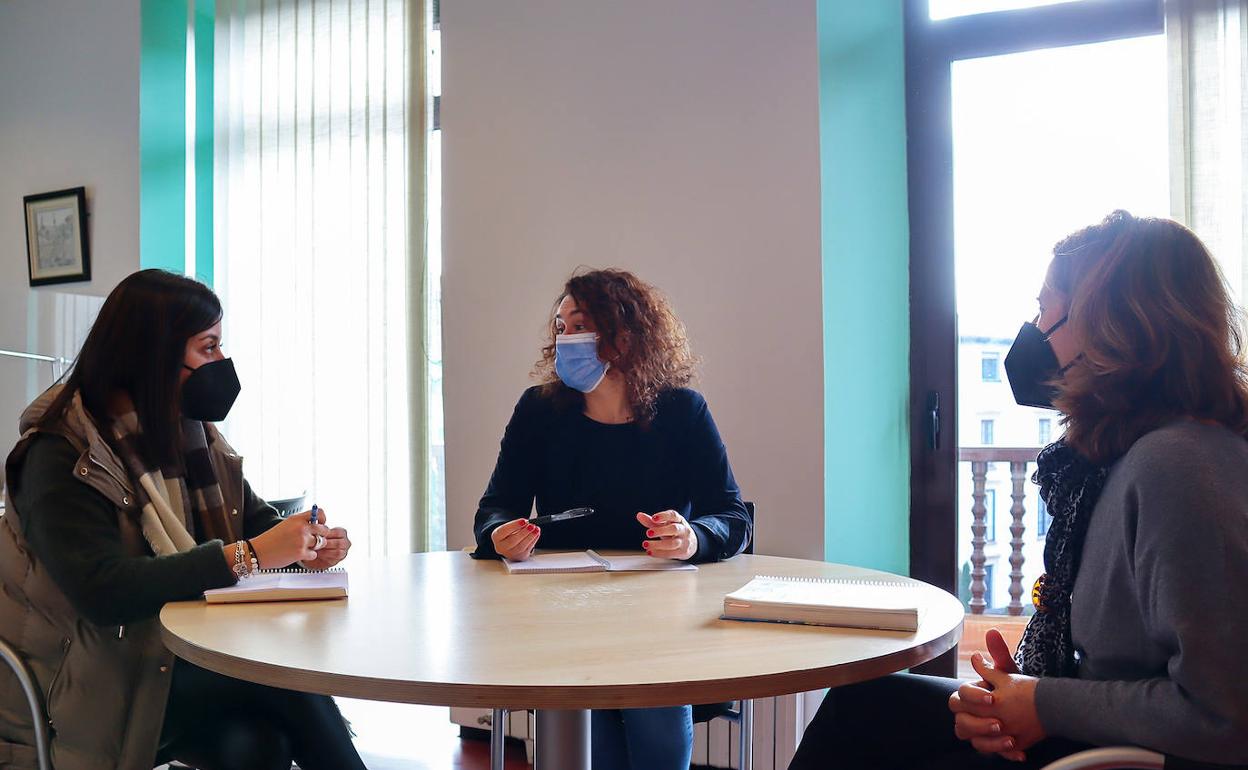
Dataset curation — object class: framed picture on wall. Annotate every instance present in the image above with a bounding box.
[24,186,91,286]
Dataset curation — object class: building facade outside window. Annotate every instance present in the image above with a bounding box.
[981,352,1000,381]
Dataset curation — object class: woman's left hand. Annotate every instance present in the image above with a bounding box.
[948,649,1045,759]
[300,507,352,570]
[637,510,698,560]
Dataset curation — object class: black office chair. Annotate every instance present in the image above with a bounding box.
[488,502,758,770]
[691,500,756,770]
[268,492,308,518]
[0,636,53,770]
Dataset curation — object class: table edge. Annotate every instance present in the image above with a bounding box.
[160,616,964,710]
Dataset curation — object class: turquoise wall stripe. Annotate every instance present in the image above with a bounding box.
[817,0,912,573]
[194,0,214,287]
[140,0,187,274]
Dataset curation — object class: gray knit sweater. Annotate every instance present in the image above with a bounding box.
[1034,421,1248,763]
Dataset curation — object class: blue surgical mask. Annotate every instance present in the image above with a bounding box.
[555,332,609,393]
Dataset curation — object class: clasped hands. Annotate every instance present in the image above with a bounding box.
[491,509,699,562]
[948,629,1046,763]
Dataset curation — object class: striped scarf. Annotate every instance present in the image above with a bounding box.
[106,401,233,556]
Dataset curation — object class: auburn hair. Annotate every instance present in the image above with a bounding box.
[534,268,697,424]
[1050,210,1248,464]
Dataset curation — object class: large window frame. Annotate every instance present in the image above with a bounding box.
[904,0,1163,674]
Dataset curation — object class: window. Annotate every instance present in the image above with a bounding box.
[910,0,1166,676]
[980,419,995,445]
[983,563,996,609]
[985,489,997,542]
[1038,417,1052,445]
[981,353,1000,382]
[427,6,446,551]
[1037,497,1052,536]
[214,0,431,556]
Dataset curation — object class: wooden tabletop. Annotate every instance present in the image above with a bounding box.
[160,551,964,710]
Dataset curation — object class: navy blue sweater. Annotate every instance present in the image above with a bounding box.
[473,386,752,563]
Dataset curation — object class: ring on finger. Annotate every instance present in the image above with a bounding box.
[314,534,327,550]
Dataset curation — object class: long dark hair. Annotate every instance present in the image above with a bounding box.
[1051,211,1248,463]
[40,269,223,467]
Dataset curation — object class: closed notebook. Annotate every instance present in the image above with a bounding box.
[722,575,919,632]
[502,550,698,574]
[204,568,349,604]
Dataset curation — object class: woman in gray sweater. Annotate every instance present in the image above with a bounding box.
[790,211,1248,769]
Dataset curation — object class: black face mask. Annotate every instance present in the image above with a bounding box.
[182,358,241,422]
[1004,317,1068,410]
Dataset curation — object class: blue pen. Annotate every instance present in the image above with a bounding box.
[310,504,319,526]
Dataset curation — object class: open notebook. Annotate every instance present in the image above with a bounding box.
[722,575,919,632]
[503,550,697,574]
[204,568,349,604]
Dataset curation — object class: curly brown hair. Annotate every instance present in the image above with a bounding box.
[534,268,698,423]
[1050,210,1248,464]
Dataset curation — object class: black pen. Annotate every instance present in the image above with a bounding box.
[529,507,595,527]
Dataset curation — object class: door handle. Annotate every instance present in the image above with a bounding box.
[927,390,941,450]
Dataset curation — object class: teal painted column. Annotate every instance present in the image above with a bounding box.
[818,1,912,573]
[193,0,214,287]
[140,0,187,274]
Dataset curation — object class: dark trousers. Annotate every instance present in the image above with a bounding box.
[156,660,367,770]
[788,673,1091,770]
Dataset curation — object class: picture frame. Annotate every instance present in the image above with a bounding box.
[24,186,91,287]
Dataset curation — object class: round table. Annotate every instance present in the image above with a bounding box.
[160,552,963,769]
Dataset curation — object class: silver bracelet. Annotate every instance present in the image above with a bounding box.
[231,540,251,579]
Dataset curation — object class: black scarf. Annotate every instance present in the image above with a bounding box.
[1013,439,1110,677]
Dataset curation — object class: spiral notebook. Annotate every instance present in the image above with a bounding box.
[204,568,349,604]
[722,575,919,632]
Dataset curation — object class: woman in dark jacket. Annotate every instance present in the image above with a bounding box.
[790,212,1248,769]
[473,268,753,770]
[0,270,362,770]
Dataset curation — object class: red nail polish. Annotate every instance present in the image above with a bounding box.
[642,542,650,548]
[647,529,655,537]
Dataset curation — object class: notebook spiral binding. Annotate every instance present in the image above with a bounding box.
[254,567,346,574]
[753,574,909,588]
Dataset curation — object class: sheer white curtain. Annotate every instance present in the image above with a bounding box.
[1168,0,1248,301]
[214,0,428,556]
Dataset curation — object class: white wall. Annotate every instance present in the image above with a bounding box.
[0,0,141,461]
[441,0,825,558]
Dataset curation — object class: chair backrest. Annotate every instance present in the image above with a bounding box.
[268,493,307,518]
[0,638,52,770]
[743,501,755,555]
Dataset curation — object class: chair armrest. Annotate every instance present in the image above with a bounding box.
[1042,747,1165,770]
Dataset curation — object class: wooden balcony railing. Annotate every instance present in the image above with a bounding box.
[959,447,1043,617]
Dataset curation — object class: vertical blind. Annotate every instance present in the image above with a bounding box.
[1169,0,1248,303]
[214,0,428,556]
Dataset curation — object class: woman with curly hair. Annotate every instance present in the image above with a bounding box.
[790,211,1248,768]
[472,268,753,770]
